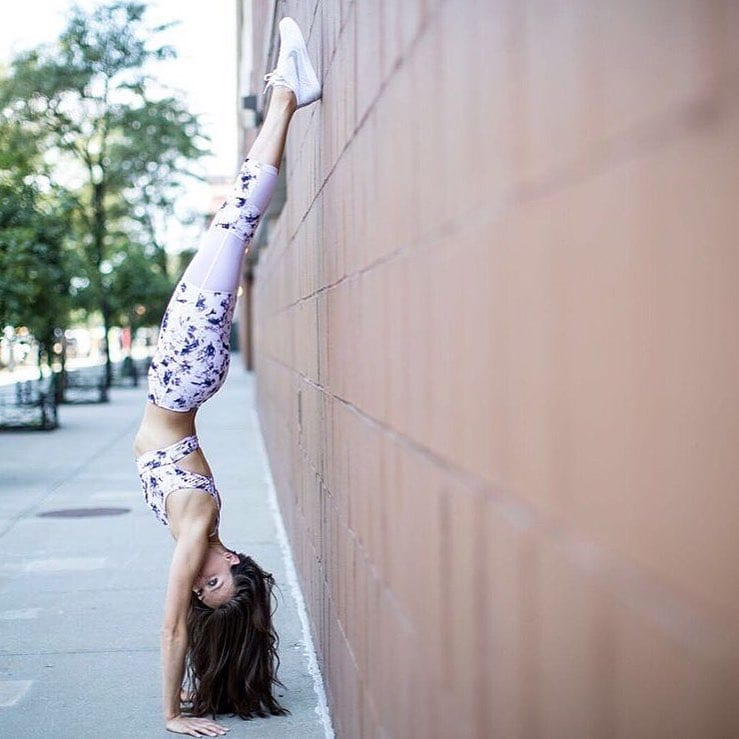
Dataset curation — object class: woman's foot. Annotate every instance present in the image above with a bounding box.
[262,17,321,108]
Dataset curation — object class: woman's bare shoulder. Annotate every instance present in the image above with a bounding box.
[165,489,218,540]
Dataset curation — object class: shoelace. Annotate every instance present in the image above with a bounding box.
[262,70,288,95]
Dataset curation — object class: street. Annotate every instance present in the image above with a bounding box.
[0,362,330,738]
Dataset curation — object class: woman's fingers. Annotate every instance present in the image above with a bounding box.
[187,718,228,736]
[188,728,212,737]
[166,715,228,736]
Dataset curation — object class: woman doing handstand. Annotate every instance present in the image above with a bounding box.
[133,17,320,737]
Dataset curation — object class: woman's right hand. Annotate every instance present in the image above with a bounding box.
[165,714,230,736]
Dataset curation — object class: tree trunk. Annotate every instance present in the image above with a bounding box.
[55,339,66,405]
[59,331,66,376]
[91,178,113,388]
[6,334,15,372]
[36,342,44,382]
[101,299,113,388]
[156,244,168,280]
[126,314,139,387]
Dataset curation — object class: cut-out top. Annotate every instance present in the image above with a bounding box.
[136,434,221,537]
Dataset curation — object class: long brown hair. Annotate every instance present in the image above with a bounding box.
[185,553,288,719]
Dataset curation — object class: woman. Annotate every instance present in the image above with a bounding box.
[133,17,321,737]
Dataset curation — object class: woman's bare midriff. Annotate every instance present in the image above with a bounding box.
[133,401,213,477]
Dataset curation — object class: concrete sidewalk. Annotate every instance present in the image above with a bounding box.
[0,362,332,738]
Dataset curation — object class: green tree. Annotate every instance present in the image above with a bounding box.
[0,177,72,375]
[0,1,207,385]
[0,104,73,376]
[107,241,172,335]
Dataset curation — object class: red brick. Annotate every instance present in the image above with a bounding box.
[249,5,739,738]
[590,0,719,148]
[438,480,487,726]
[320,0,342,76]
[397,0,425,58]
[611,593,732,738]
[536,536,617,737]
[408,21,446,246]
[355,0,384,124]
[370,63,415,261]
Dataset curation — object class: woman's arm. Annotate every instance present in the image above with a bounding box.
[161,522,207,721]
[160,512,229,736]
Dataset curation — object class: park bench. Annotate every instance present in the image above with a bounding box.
[0,379,58,430]
[56,370,109,404]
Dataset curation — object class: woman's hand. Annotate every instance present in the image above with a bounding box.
[166,714,229,736]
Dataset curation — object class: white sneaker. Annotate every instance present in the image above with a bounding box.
[262,17,322,108]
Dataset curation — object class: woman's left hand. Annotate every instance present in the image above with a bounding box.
[166,714,229,736]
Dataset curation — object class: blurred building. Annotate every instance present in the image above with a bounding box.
[237,1,739,737]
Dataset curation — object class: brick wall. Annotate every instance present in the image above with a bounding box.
[250,1,739,736]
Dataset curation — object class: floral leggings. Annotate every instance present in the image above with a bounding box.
[146,158,278,413]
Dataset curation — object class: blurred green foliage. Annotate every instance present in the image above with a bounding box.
[0,176,72,357]
[0,1,208,381]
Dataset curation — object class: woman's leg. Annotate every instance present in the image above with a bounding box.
[247,86,297,169]
[179,87,297,293]
[142,87,299,416]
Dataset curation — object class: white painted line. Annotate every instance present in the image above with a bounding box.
[0,680,33,708]
[0,608,40,620]
[250,406,335,739]
[23,557,106,573]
